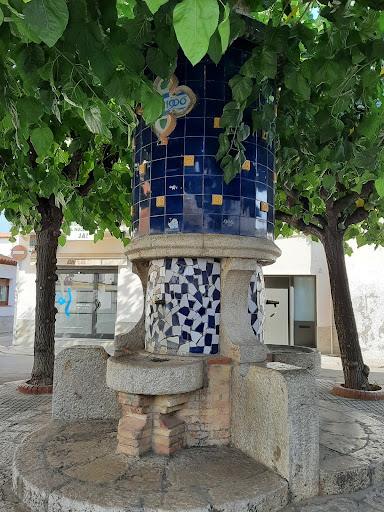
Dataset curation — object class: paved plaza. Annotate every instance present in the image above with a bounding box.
[2,350,384,510]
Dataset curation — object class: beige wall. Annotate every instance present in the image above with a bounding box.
[13,233,143,347]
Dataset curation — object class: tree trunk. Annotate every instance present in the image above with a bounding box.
[29,195,62,386]
[322,229,370,390]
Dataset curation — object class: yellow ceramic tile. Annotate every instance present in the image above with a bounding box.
[156,196,165,208]
[242,160,250,171]
[184,155,194,167]
[132,138,135,149]
[212,195,223,206]
[261,130,267,141]
[139,163,145,175]
[274,105,277,118]
[214,117,221,128]
[130,206,133,216]
[260,201,269,212]
[273,172,277,183]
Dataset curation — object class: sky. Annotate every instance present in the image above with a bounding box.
[0,213,11,233]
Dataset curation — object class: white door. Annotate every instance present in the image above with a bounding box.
[265,287,289,345]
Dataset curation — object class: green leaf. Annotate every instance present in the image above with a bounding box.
[322,174,335,191]
[30,124,54,156]
[83,106,110,137]
[146,47,175,79]
[216,133,230,161]
[173,0,219,66]
[219,101,242,128]
[284,70,310,101]
[229,75,253,103]
[218,3,230,53]
[237,123,250,142]
[141,84,164,125]
[260,47,277,79]
[375,178,384,197]
[58,235,66,247]
[16,97,43,125]
[0,7,3,25]
[23,0,69,47]
[144,0,168,14]
[207,30,222,65]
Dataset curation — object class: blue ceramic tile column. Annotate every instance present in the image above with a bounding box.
[130,41,276,356]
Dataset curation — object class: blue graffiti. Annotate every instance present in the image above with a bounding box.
[56,288,71,318]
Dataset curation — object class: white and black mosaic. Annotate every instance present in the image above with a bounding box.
[145,258,221,355]
[248,266,266,343]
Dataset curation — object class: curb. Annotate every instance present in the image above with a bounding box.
[332,383,384,400]
[17,382,52,395]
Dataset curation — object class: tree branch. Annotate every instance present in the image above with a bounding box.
[61,148,83,181]
[333,181,374,215]
[343,208,369,231]
[75,145,119,197]
[275,211,324,240]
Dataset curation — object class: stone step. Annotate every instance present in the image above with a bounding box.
[13,420,289,512]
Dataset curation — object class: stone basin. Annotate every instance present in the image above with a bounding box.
[106,351,204,395]
[267,344,321,375]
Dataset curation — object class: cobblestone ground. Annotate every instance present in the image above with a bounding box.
[2,380,384,511]
[0,382,51,511]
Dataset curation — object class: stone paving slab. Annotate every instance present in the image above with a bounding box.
[12,420,289,512]
[3,379,384,511]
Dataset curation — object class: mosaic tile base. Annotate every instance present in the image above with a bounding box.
[145,258,221,355]
[248,265,265,343]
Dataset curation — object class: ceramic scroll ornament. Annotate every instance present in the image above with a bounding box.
[152,75,196,145]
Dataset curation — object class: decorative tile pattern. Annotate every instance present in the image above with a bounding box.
[131,43,275,240]
[145,258,221,355]
[248,266,266,342]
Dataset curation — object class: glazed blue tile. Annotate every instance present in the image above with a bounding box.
[203,213,222,232]
[268,150,274,169]
[267,230,274,241]
[240,217,255,236]
[204,156,221,176]
[151,178,165,197]
[267,185,274,203]
[150,198,165,216]
[205,333,212,346]
[205,99,224,118]
[133,186,140,204]
[150,216,165,234]
[185,117,204,137]
[241,197,256,218]
[267,207,274,223]
[166,195,183,214]
[131,221,139,236]
[223,59,238,81]
[165,216,183,234]
[140,198,150,211]
[223,176,240,196]
[222,197,240,215]
[206,61,223,81]
[190,347,204,354]
[139,182,151,201]
[171,118,185,139]
[255,219,267,237]
[185,137,204,155]
[205,117,223,137]
[152,142,166,161]
[210,345,219,355]
[256,203,267,220]
[175,58,186,78]
[134,149,141,165]
[167,137,184,157]
[142,128,152,146]
[184,156,203,174]
[241,179,256,199]
[203,195,223,214]
[142,144,152,161]
[166,157,183,176]
[204,175,222,195]
[206,81,225,100]
[222,215,240,235]
[204,137,218,156]
[185,80,205,98]
[182,214,203,233]
[257,146,268,166]
[184,175,203,195]
[166,176,183,195]
[151,159,165,180]
[132,202,139,221]
[267,170,274,189]
[256,164,268,183]
[183,194,202,214]
[189,98,205,117]
[256,182,268,202]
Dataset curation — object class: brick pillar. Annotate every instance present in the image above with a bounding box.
[116,393,153,456]
[152,394,188,455]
